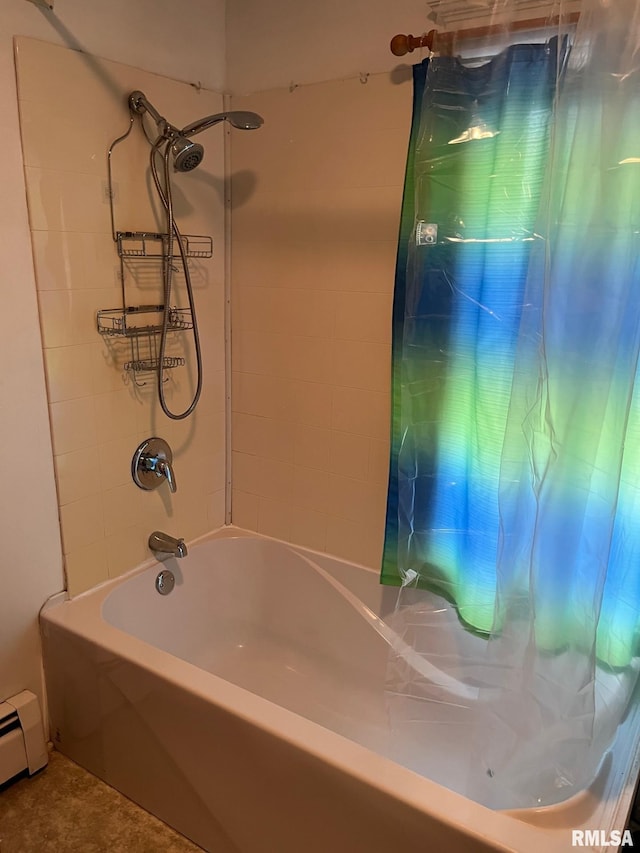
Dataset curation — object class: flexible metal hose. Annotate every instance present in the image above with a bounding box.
[149,138,203,420]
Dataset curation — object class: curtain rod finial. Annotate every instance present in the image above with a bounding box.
[391,32,437,56]
[391,34,416,56]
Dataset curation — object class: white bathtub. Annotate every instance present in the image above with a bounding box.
[41,529,640,852]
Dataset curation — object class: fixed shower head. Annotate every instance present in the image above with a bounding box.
[180,110,264,137]
[171,136,205,172]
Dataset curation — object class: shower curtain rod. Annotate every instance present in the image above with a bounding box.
[390,12,580,56]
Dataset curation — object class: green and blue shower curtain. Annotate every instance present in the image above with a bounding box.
[382,32,640,671]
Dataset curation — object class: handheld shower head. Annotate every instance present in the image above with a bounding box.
[180,110,264,137]
[228,111,264,130]
[171,136,205,172]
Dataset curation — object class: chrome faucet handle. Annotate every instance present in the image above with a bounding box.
[156,458,177,493]
[132,437,178,493]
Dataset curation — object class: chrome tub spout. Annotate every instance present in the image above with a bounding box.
[149,531,187,558]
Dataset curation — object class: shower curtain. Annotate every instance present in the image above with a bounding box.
[382,0,640,808]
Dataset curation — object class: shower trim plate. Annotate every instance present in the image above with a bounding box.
[132,437,175,492]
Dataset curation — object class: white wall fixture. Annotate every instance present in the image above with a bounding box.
[0,690,48,785]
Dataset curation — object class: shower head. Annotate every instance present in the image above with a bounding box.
[171,136,205,172]
[180,111,264,137]
[128,91,263,172]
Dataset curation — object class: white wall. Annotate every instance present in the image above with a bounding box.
[225,1,426,564]
[229,75,410,567]
[0,0,225,715]
[226,0,431,93]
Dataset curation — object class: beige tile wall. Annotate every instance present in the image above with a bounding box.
[230,73,412,568]
[16,37,227,595]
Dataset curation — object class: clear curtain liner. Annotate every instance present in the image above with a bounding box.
[383,0,640,809]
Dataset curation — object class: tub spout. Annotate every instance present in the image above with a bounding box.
[149,531,187,558]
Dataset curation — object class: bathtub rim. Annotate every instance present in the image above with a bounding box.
[40,525,640,852]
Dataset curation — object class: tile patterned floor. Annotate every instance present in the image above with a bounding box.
[0,749,203,853]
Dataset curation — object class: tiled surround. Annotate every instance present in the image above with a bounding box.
[230,74,412,568]
[15,37,227,595]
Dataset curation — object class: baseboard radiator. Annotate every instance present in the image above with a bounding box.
[0,690,48,785]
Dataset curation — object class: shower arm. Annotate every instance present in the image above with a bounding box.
[129,90,262,140]
[129,90,179,138]
[181,114,236,137]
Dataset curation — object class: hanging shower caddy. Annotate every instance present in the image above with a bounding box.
[97,124,213,385]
